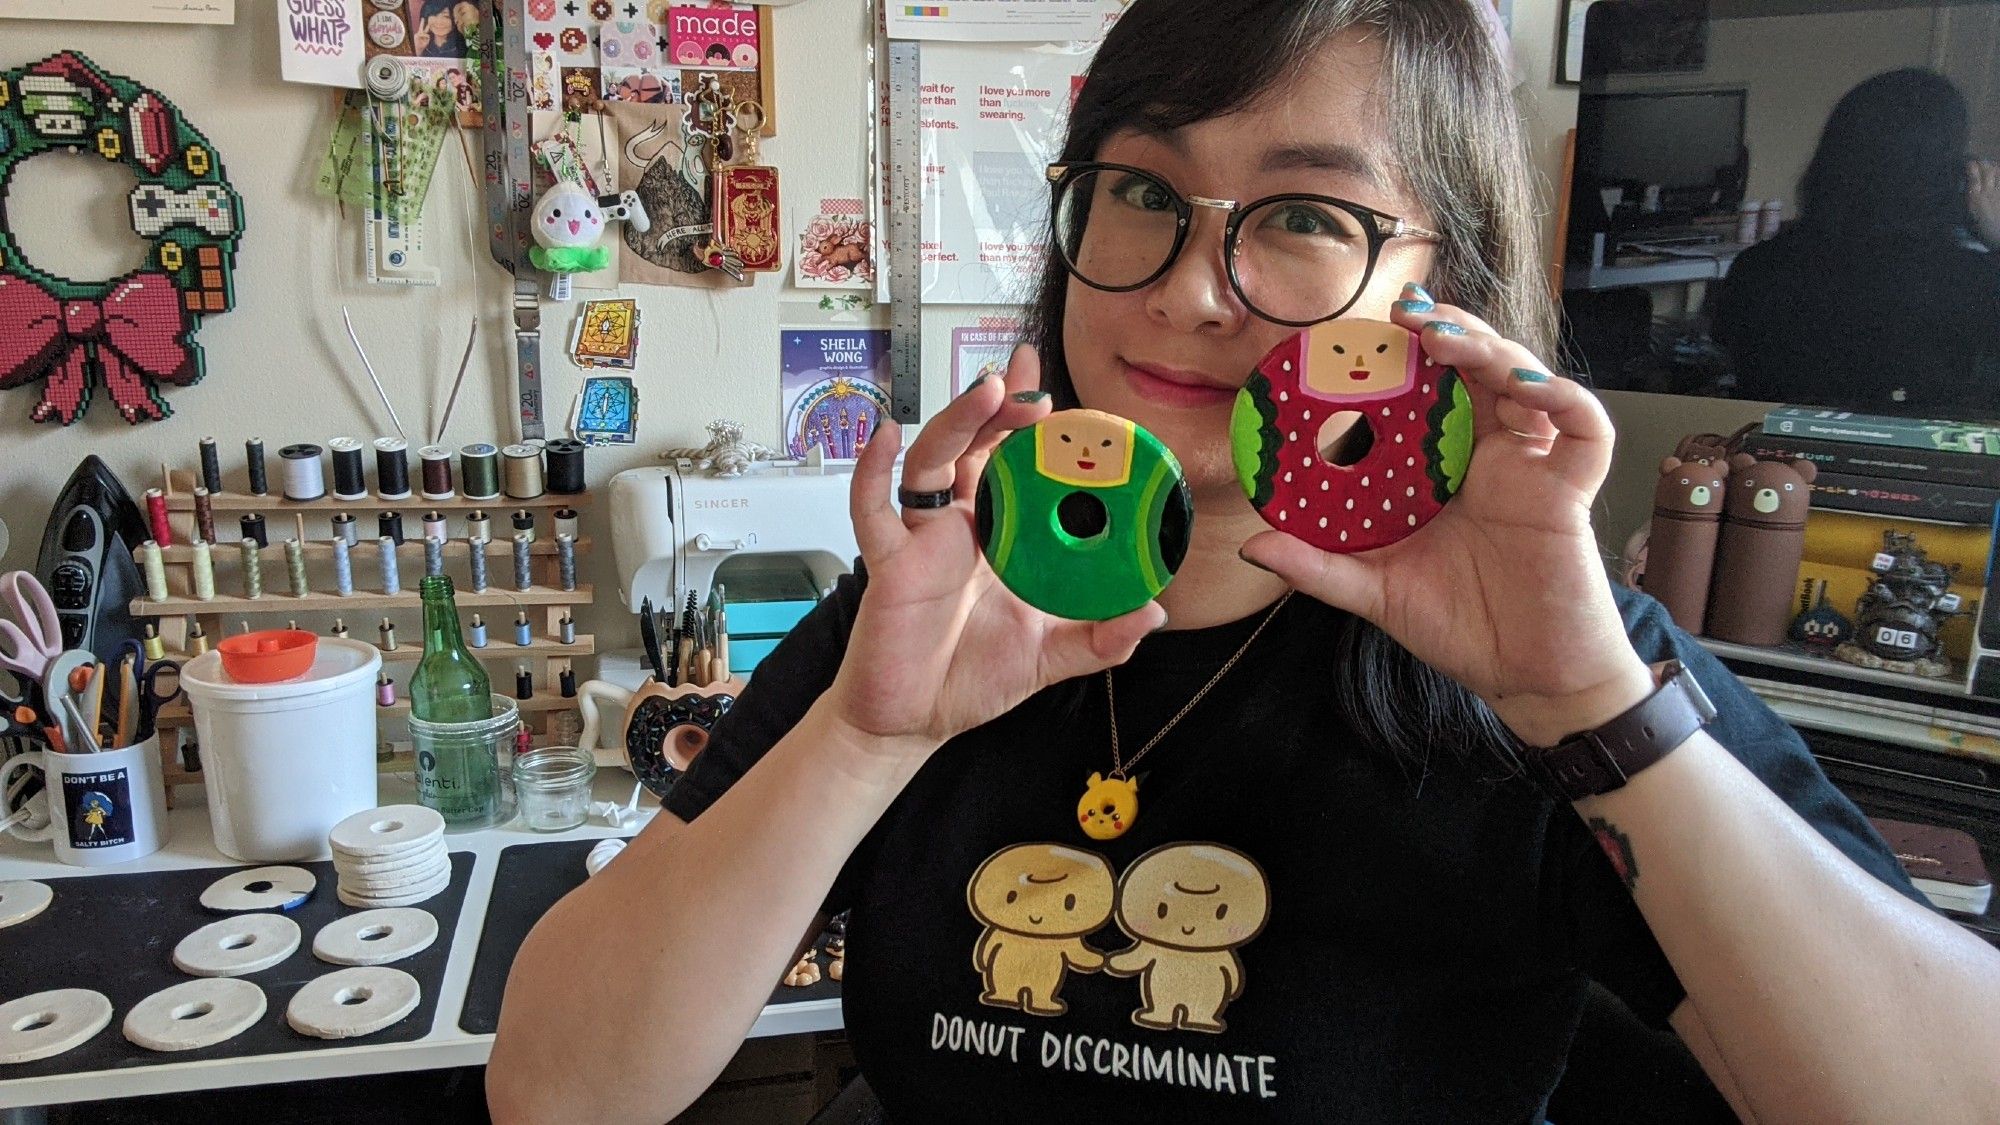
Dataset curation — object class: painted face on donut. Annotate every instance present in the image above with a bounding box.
[977,409,1193,621]
[1230,320,1473,554]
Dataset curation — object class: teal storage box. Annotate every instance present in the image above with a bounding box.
[725,598,818,636]
[729,635,787,676]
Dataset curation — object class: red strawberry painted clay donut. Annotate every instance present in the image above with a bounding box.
[1230,319,1474,553]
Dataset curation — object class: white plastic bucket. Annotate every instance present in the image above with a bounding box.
[181,638,381,861]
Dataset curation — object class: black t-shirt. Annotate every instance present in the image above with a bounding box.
[1712,228,2000,417]
[667,575,1924,1123]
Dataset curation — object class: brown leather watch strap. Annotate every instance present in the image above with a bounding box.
[1526,660,1717,802]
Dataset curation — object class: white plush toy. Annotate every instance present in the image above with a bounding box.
[528,182,609,274]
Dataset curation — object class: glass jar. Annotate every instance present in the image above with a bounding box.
[512,746,596,832]
[407,694,517,828]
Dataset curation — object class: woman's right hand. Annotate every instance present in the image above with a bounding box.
[823,345,1166,761]
[1969,159,2000,248]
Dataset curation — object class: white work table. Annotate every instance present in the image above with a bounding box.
[0,771,842,1111]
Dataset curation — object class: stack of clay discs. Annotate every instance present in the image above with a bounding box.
[329,805,450,908]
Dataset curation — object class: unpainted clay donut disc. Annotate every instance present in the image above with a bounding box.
[312,908,438,966]
[0,989,112,1064]
[335,869,450,909]
[333,839,446,877]
[0,880,53,930]
[122,978,266,1052]
[328,805,444,857]
[331,834,442,864]
[285,966,420,1039]
[339,861,449,896]
[172,913,302,977]
[199,866,316,913]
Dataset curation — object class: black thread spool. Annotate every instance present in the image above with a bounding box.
[378,510,405,545]
[329,437,367,501]
[240,513,268,548]
[199,436,223,494]
[515,669,534,700]
[245,437,268,495]
[511,509,536,542]
[545,439,587,494]
[374,437,412,500]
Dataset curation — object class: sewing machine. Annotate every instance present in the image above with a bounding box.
[608,460,864,615]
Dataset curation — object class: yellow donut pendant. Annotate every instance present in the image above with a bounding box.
[1077,771,1139,840]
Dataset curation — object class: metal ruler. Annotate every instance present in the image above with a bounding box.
[886,38,923,425]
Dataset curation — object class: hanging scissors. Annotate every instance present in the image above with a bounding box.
[0,571,62,687]
[134,657,185,739]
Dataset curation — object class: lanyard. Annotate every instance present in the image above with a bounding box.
[480,0,545,440]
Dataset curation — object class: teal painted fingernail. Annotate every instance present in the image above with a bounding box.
[963,374,990,394]
[1511,367,1551,383]
[1011,390,1049,404]
[1393,298,1434,315]
[1403,282,1434,303]
[1423,320,1465,336]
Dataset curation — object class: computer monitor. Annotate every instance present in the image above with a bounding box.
[1576,89,1748,220]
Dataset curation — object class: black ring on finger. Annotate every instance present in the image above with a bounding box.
[897,486,956,510]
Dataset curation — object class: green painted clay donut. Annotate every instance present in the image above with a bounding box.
[975,409,1193,621]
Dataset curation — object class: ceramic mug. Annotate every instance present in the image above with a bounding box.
[1,735,168,866]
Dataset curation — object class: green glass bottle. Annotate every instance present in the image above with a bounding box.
[411,575,491,722]
[409,575,501,823]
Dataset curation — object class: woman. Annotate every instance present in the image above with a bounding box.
[410,0,468,58]
[488,3,2000,1122]
[1714,68,2000,416]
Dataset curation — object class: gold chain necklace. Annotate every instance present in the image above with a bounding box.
[1078,592,1292,840]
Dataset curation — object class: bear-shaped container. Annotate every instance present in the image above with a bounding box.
[1643,455,1730,634]
[1706,454,1817,646]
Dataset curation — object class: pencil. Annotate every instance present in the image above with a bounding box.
[116,654,138,748]
[85,662,106,739]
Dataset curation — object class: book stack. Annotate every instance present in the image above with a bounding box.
[1749,407,2000,526]
[1869,817,1994,915]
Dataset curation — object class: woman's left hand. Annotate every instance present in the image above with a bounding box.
[1238,296,1654,747]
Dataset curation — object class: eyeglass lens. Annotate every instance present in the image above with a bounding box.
[1054,167,1377,325]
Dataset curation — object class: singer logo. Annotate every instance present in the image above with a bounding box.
[693,498,750,510]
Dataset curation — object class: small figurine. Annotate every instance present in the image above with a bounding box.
[1835,531,1963,677]
[529,182,608,299]
[1789,580,1854,652]
[662,419,778,478]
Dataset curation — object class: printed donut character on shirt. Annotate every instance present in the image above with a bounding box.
[1103,843,1270,1034]
[966,844,1117,1017]
[976,410,1194,621]
[1230,319,1474,553]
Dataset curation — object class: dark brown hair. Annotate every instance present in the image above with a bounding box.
[1026,0,1546,772]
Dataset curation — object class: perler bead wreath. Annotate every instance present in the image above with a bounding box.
[1231,319,1474,553]
[0,52,245,425]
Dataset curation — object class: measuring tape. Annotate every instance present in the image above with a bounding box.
[886,39,924,425]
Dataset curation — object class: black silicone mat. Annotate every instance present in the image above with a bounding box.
[459,839,840,1034]
[0,852,473,1082]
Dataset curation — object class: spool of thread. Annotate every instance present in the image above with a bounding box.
[559,614,575,645]
[199,436,223,494]
[424,536,445,577]
[374,437,412,500]
[514,611,532,646]
[280,443,326,501]
[286,537,310,597]
[332,511,358,547]
[332,535,353,596]
[556,534,577,591]
[145,488,172,547]
[467,541,489,592]
[377,673,396,707]
[461,443,501,500]
[191,540,215,601]
[545,439,586,494]
[139,540,168,602]
[422,511,447,541]
[515,669,533,700]
[502,444,546,499]
[467,509,491,544]
[559,667,576,697]
[245,437,268,495]
[189,620,209,656]
[329,437,367,501]
[331,618,349,638]
[378,510,404,545]
[143,623,165,661]
[513,533,533,592]
[469,613,488,648]
[553,507,579,540]
[240,539,263,599]
[192,487,216,545]
[419,445,455,500]
[379,618,398,651]
[510,509,536,543]
[240,513,268,548]
[378,536,400,594]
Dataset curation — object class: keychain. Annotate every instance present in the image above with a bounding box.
[682,76,746,281]
[709,99,780,274]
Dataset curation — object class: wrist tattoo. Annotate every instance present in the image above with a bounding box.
[1587,816,1639,891]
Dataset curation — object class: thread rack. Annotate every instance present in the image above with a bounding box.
[129,469,593,799]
